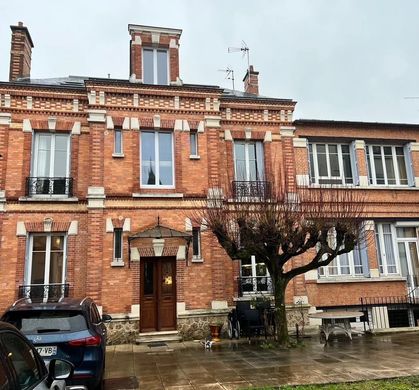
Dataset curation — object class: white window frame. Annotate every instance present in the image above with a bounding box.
[190,131,198,157]
[32,133,71,179]
[142,47,169,85]
[233,141,264,181]
[113,128,123,156]
[375,223,400,275]
[366,145,408,186]
[240,255,271,294]
[319,249,364,278]
[113,228,123,262]
[140,130,175,189]
[25,233,67,286]
[309,143,353,185]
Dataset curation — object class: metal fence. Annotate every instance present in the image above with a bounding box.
[26,177,73,196]
[232,181,272,199]
[238,276,273,297]
[18,283,70,302]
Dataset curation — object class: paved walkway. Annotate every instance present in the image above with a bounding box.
[104,332,419,389]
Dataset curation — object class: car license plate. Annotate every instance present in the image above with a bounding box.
[36,346,57,357]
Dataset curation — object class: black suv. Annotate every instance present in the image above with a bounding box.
[1,297,111,390]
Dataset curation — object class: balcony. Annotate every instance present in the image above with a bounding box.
[18,283,70,302]
[238,276,273,297]
[26,177,73,197]
[232,180,272,199]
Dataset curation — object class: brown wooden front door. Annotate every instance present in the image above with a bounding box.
[140,257,176,332]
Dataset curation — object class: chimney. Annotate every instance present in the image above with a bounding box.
[9,22,34,81]
[243,65,259,95]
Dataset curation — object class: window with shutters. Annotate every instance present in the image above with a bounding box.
[366,145,411,186]
[308,143,353,185]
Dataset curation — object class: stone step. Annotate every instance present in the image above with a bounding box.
[136,330,181,344]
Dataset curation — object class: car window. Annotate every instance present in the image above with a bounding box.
[0,358,10,390]
[4,311,88,334]
[90,304,101,324]
[0,332,42,389]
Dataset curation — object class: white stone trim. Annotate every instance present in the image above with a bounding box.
[176,245,186,260]
[131,118,140,131]
[153,239,165,257]
[226,108,231,120]
[174,96,180,109]
[211,300,228,310]
[68,221,78,236]
[395,221,419,227]
[0,113,11,126]
[106,116,114,130]
[410,142,419,152]
[128,24,182,36]
[305,270,317,281]
[415,177,419,187]
[296,174,310,186]
[48,116,56,132]
[245,128,252,139]
[293,137,308,148]
[280,126,296,137]
[293,295,308,305]
[176,302,186,314]
[213,98,220,111]
[354,139,366,150]
[4,95,10,108]
[169,38,178,49]
[88,91,96,105]
[205,98,211,111]
[151,32,160,44]
[105,218,114,233]
[0,190,5,212]
[133,94,139,107]
[280,110,285,122]
[359,175,369,187]
[364,220,375,231]
[153,115,161,129]
[16,221,26,236]
[197,121,204,133]
[370,268,380,278]
[99,91,105,105]
[71,122,81,135]
[111,260,125,267]
[87,186,106,208]
[23,119,32,132]
[174,119,183,131]
[223,130,232,141]
[87,110,106,123]
[26,96,33,109]
[72,99,79,112]
[131,247,140,261]
[185,218,192,232]
[123,218,131,232]
[263,110,269,121]
[205,116,221,128]
[122,117,130,130]
[130,304,140,317]
[132,35,142,45]
[262,131,272,143]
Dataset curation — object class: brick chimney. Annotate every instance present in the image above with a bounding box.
[243,65,259,95]
[9,22,34,81]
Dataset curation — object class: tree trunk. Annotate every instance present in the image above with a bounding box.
[273,276,289,346]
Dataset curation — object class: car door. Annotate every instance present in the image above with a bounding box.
[0,330,49,389]
[0,350,12,390]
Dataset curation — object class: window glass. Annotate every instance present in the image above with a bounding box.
[157,50,168,85]
[36,134,51,177]
[141,132,156,185]
[114,129,122,154]
[316,144,328,177]
[234,142,264,182]
[190,132,198,156]
[309,144,315,183]
[0,332,42,389]
[342,146,353,183]
[158,132,173,185]
[383,224,397,273]
[396,147,408,185]
[114,228,123,259]
[396,227,417,238]
[143,49,154,84]
[373,146,385,184]
[192,227,201,257]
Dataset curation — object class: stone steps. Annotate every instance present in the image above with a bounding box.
[135,330,181,344]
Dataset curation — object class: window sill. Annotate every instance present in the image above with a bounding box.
[189,155,201,160]
[317,276,405,284]
[19,196,79,202]
[112,153,125,158]
[111,260,125,267]
[132,193,183,198]
[191,257,204,263]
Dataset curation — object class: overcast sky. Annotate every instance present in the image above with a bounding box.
[1,0,419,123]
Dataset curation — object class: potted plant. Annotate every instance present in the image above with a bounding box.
[209,321,224,342]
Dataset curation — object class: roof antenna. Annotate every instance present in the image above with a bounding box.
[218,67,235,91]
[228,41,250,75]
[108,73,111,79]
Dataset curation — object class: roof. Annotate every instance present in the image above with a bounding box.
[7,297,89,311]
[129,224,191,240]
[294,118,419,129]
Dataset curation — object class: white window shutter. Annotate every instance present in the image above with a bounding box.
[404,143,415,187]
[350,141,360,186]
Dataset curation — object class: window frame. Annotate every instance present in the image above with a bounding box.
[318,248,364,278]
[113,128,123,156]
[308,142,353,185]
[375,223,400,275]
[240,255,271,295]
[366,144,408,186]
[142,47,169,85]
[233,141,265,182]
[189,130,198,157]
[113,228,123,262]
[192,227,201,260]
[140,130,175,189]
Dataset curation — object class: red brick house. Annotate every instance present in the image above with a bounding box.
[1,22,418,340]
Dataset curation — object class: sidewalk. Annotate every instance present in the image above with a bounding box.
[104,332,419,389]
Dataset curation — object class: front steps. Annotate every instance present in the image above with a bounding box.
[135,330,181,344]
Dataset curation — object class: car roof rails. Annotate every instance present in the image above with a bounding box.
[12,297,31,307]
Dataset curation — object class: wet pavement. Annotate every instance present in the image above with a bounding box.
[104,332,419,389]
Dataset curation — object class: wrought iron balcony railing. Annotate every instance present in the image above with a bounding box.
[18,283,70,302]
[26,177,73,197]
[232,180,272,199]
[238,276,273,297]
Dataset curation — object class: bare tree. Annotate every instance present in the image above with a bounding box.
[192,184,366,345]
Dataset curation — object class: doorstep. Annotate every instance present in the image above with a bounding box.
[135,330,181,344]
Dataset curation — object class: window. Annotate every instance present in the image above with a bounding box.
[190,131,198,156]
[25,234,67,300]
[113,228,123,261]
[375,223,398,274]
[234,141,264,181]
[309,143,353,185]
[192,227,201,259]
[366,145,409,186]
[114,128,123,155]
[240,255,271,294]
[319,246,365,277]
[141,131,174,187]
[30,133,71,196]
[143,48,168,85]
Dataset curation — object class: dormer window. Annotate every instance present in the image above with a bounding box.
[143,48,168,85]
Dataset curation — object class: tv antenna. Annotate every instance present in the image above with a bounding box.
[218,67,235,91]
[228,41,250,74]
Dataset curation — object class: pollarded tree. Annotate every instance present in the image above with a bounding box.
[193,184,366,345]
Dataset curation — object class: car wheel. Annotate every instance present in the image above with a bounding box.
[227,320,233,339]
